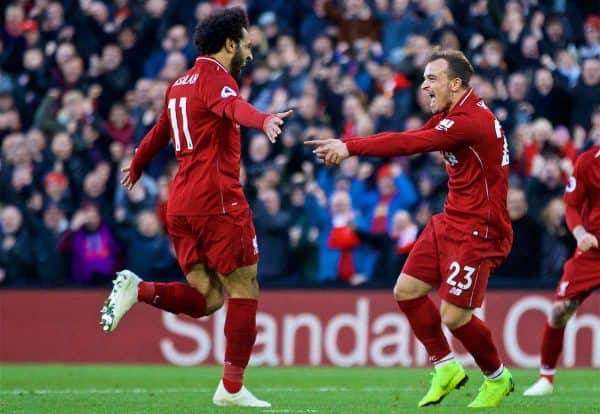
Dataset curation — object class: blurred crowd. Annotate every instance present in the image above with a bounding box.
[1,0,599,288]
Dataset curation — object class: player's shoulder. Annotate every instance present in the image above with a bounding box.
[577,145,600,165]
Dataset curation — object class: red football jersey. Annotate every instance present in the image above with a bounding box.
[345,88,512,241]
[564,145,600,240]
[130,57,260,216]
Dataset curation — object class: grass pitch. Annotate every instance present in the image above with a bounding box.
[1,365,598,413]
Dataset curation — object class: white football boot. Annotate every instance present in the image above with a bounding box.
[523,377,554,396]
[100,270,142,333]
[212,380,271,407]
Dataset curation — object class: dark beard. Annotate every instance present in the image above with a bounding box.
[230,46,245,81]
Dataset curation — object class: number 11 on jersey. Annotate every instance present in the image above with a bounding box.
[168,97,194,151]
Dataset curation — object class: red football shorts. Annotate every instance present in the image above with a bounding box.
[555,248,600,302]
[165,208,259,275]
[402,214,511,308]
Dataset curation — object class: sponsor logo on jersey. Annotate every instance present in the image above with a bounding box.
[449,287,463,296]
[442,151,459,166]
[221,86,237,98]
[566,176,576,192]
[435,118,455,132]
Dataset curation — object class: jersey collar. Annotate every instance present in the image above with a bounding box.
[195,56,229,73]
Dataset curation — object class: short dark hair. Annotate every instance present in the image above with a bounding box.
[194,7,248,55]
[428,48,474,87]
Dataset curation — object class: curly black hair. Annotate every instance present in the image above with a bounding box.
[194,7,249,55]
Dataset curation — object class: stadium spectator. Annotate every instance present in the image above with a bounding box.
[0,205,36,286]
[494,187,542,279]
[571,58,600,131]
[114,209,178,280]
[529,68,571,127]
[253,188,292,284]
[539,197,576,280]
[58,201,120,285]
[307,188,372,285]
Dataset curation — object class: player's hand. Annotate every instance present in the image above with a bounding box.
[263,109,293,143]
[120,166,136,190]
[304,139,350,166]
[576,231,599,252]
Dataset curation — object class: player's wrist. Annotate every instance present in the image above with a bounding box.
[573,225,587,241]
[262,114,276,130]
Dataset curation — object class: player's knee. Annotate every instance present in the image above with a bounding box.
[549,300,577,328]
[441,303,472,330]
[393,273,428,300]
[205,289,224,315]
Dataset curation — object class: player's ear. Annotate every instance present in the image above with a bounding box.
[451,77,462,92]
[225,38,235,53]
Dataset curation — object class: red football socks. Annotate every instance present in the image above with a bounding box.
[397,297,452,363]
[540,323,565,382]
[451,315,501,375]
[137,282,207,318]
[222,298,258,393]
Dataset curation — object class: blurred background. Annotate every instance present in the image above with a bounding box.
[0,0,599,291]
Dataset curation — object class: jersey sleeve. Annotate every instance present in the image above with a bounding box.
[201,73,269,129]
[564,153,588,231]
[129,99,171,184]
[344,113,480,157]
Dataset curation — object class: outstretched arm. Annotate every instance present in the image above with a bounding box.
[306,114,478,165]
[221,99,293,142]
[203,74,292,142]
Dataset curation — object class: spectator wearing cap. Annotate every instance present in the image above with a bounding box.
[579,15,600,59]
[257,11,281,48]
[22,19,42,48]
[0,4,26,73]
[43,170,74,217]
[0,205,37,286]
[58,201,120,285]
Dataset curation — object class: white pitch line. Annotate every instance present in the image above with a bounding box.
[0,386,419,396]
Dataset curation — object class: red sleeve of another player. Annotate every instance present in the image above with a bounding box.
[564,154,588,231]
[345,113,479,157]
[129,104,171,184]
[202,74,269,130]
